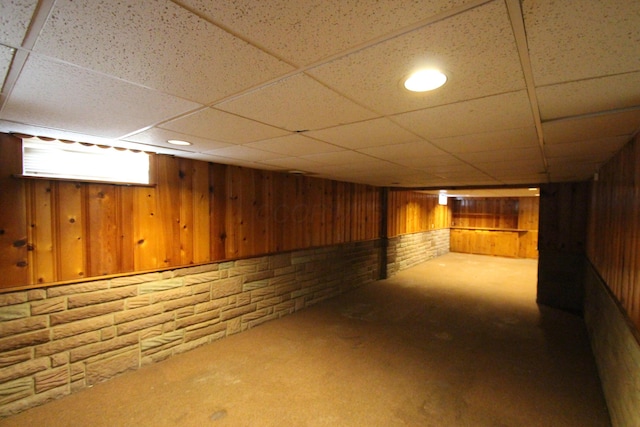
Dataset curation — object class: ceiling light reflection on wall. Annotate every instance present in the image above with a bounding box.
[404,69,447,92]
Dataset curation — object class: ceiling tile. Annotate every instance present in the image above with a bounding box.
[32,0,294,104]
[456,147,542,164]
[203,145,286,163]
[181,0,479,67]
[306,117,419,149]
[308,1,525,115]
[0,0,37,47]
[543,110,640,145]
[1,55,202,139]
[301,150,377,165]
[123,127,232,152]
[432,127,539,154]
[160,108,290,144]
[395,154,468,170]
[246,134,342,156]
[537,72,640,120]
[545,136,630,160]
[392,91,535,140]
[475,156,546,175]
[216,73,377,131]
[524,0,640,86]
[256,157,325,172]
[0,45,14,90]
[358,140,446,160]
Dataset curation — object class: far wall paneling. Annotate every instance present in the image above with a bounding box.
[450,197,539,259]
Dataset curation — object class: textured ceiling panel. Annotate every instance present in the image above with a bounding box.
[124,127,232,152]
[308,1,525,115]
[1,55,202,139]
[0,46,14,90]
[246,134,342,156]
[306,117,419,149]
[160,108,290,144]
[543,110,640,145]
[181,0,479,66]
[0,0,37,47]
[432,127,539,154]
[524,0,640,86]
[357,140,447,160]
[537,72,640,120]
[456,147,542,164]
[545,136,630,160]
[391,91,535,140]
[216,73,377,131]
[32,0,294,104]
[300,150,378,165]
[202,145,287,162]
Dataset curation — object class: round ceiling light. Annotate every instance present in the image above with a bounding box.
[167,139,192,146]
[404,69,447,92]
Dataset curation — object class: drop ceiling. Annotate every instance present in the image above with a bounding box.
[1,0,639,188]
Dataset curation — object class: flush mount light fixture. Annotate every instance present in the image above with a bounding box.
[404,69,447,92]
[167,139,192,146]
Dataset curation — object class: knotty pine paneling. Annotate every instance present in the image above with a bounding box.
[387,191,451,236]
[0,136,382,289]
[588,134,640,330]
[451,196,539,259]
[0,134,29,286]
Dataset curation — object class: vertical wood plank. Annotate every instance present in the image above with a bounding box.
[133,186,160,271]
[0,134,29,288]
[191,160,211,264]
[55,182,87,280]
[86,184,118,276]
[156,155,180,267]
[210,163,227,260]
[117,186,135,273]
[27,180,56,284]
[178,158,194,265]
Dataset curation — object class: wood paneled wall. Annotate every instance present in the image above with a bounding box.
[588,134,640,330]
[387,191,451,236]
[450,197,539,259]
[0,134,380,290]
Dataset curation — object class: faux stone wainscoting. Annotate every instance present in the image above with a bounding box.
[584,262,640,427]
[387,229,450,277]
[0,240,381,417]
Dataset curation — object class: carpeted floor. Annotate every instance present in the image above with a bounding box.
[0,252,610,426]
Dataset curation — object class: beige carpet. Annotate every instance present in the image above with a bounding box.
[0,252,610,426]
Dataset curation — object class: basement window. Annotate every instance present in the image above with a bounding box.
[22,138,152,185]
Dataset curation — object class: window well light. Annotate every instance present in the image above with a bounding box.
[167,139,192,146]
[404,69,447,92]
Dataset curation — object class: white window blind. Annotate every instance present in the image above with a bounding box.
[22,139,150,185]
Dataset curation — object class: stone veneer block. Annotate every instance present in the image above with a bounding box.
[34,367,69,393]
[0,330,50,353]
[46,280,110,298]
[0,357,49,383]
[85,350,138,386]
[138,278,183,294]
[0,304,30,322]
[0,377,32,406]
[0,316,48,338]
[0,349,32,369]
[30,297,66,316]
[67,286,138,309]
[0,294,28,307]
